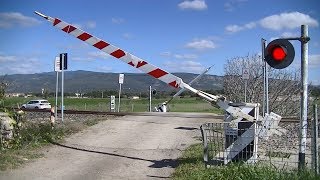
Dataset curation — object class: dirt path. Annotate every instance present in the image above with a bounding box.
[1,112,221,180]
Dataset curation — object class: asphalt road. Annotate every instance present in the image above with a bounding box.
[0,112,222,180]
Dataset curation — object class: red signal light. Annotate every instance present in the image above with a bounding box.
[265,39,295,69]
[272,46,287,61]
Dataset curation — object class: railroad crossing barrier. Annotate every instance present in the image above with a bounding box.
[200,103,285,167]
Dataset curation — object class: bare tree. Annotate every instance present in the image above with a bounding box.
[223,54,300,116]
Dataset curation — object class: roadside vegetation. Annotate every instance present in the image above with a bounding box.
[0,109,107,171]
[172,143,318,180]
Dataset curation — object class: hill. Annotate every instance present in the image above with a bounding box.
[1,70,223,93]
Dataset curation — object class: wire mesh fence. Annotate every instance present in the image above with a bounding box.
[200,119,319,171]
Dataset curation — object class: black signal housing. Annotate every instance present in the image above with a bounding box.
[265,39,295,69]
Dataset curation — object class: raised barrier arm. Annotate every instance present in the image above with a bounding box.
[35,11,255,122]
[34,11,183,89]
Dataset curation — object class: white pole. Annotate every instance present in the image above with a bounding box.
[149,86,152,112]
[118,83,121,112]
[55,71,59,121]
[61,57,64,122]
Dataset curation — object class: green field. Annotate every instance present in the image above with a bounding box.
[2,97,223,114]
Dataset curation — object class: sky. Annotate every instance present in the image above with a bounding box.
[0,0,319,84]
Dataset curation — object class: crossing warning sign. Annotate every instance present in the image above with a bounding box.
[242,68,249,80]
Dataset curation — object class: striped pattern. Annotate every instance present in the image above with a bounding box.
[51,18,182,88]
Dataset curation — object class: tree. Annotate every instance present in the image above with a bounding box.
[223,54,301,116]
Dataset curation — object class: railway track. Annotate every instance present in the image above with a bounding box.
[5,107,303,122]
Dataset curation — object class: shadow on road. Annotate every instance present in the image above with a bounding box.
[50,140,179,169]
[174,126,198,130]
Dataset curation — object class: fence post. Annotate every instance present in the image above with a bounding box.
[312,104,319,174]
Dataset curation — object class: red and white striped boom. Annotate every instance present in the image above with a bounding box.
[35,11,256,122]
[34,11,183,89]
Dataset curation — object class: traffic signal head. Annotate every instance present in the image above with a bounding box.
[265,39,295,69]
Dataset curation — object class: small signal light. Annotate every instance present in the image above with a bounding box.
[272,46,287,61]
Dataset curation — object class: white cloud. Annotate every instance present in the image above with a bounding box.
[225,25,243,33]
[0,12,41,28]
[269,31,300,41]
[174,54,198,59]
[260,12,318,30]
[164,60,204,73]
[112,17,125,24]
[73,51,111,62]
[160,52,198,60]
[225,12,318,34]
[178,0,207,10]
[280,32,300,38]
[0,54,42,75]
[185,39,216,50]
[0,55,18,63]
[244,22,256,29]
[224,0,248,12]
[160,52,172,57]
[309,54,320,69]
[88,51,110,60]
[225,22,256,33]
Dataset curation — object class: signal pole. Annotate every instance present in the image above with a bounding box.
[262,25,310,170]
[261,38,269,115]
[61,54,65,122]
[299,25,310,170]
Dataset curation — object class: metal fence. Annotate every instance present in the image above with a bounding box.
[200,107,319,173]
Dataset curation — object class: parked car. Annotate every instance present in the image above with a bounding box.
[21,99,51,110]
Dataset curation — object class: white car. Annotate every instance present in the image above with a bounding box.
[21,99,52,110]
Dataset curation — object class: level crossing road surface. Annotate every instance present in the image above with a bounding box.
[1,112,222,180]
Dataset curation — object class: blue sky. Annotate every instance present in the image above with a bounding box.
[0,0,319,84]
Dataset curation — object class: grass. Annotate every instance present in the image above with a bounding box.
[172,143,319,180]
[0,149,44,171]
[0,117,106,171]
[2,97,223,114]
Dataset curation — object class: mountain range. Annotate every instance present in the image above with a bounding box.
[2,70,224,93]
